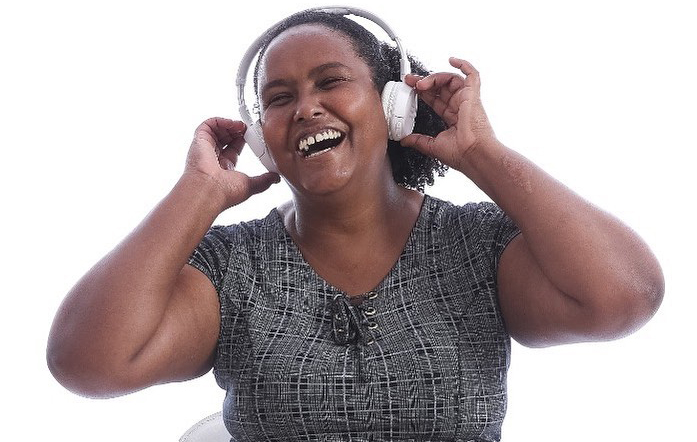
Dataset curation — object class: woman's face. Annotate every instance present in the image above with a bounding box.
[257,24,390,197]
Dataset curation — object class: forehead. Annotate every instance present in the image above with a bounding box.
[259,24,365,79]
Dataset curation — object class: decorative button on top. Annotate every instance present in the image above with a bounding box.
[330,294,372,346]
[329,292,381,346]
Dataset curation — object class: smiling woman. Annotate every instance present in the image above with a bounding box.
[258,24,393,198]
[248,9,447,190]
[46,6,664,442]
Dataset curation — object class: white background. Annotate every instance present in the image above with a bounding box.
[1,0,695,440]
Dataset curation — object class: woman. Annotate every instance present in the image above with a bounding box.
[47,9,664,441]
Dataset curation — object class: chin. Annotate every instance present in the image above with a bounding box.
[274,139,388,198]
[276,146,359,197]
[290,168,354,197]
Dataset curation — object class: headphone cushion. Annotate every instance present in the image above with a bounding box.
[381,81,418,141]
[243,121,278,173]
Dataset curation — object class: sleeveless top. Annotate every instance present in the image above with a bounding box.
[188,195,520,442]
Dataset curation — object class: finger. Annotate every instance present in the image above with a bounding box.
[246,172,281,196]
[219,155,235,171]
[449,57,480,87]
[219,144,242,170]
[421,91,463,127]
[192,120,218,150]
[404,74,424,88]
[194,118,246,149]
[415,72,465,95]
[399,133,439,158]
[414,73,466,124]
[414,89,461,127]
[449,57,477,75]
[419,90,457,126]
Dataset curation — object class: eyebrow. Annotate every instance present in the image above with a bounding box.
[309,62,350,76]
[260,62,350,96]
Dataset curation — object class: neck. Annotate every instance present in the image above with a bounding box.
[277,169,426,297]
[285,172,420,243]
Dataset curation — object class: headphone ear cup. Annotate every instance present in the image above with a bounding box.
[381,81,418,141]
[243,120,278,173]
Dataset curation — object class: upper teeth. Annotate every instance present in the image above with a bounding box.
[298,129,342,151]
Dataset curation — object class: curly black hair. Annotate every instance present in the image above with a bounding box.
[251,10,448,191]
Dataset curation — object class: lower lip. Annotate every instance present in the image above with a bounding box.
[305,147,333,158]
[298,137,346,160]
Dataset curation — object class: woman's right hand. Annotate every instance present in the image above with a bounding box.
[185,117,280,210]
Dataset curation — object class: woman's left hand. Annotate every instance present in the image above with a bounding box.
[400,57,497,171]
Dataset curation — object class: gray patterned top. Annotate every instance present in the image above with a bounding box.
[188,195,520,442]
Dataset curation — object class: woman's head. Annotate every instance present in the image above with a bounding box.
[253,10,447,191]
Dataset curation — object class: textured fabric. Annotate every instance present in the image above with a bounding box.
[188,195,520,442]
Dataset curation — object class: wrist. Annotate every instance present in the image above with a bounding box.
[455,136,504,175]
[177,171,231,214]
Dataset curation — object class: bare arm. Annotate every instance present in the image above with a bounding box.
[402,58,664,347]
[47,118,279,397]
[462,141,663,346]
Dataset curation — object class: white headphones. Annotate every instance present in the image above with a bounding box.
[235,6,418,173]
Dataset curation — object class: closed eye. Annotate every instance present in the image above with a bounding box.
[318,77,348,89]
[264,93,292,108]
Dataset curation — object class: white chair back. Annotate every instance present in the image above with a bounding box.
[179,412,229,442]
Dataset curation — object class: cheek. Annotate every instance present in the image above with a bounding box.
[349,95,388,141]
[338,88,386,126]
[260,110,290,147]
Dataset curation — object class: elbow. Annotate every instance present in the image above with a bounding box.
[615,239,666,336]
[46,298,145,399]
[46,340,136,399]
[509,267,664,348]
[640,270,665,322]
[585,221,666,341]
[46,344,87,397]
[621,260,665,334]
[587,269,665,341]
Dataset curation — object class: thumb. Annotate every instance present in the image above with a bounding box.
[245,172,281,196]
[400,133,438,158]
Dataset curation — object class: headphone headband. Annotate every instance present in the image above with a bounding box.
[236,6,412,127]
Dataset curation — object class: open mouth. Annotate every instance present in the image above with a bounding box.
[297,129,346,158]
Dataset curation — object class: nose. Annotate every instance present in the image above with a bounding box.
[293,92,323,122]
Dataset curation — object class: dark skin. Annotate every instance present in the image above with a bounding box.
[258,25,425,296]
[47,24,663,398]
